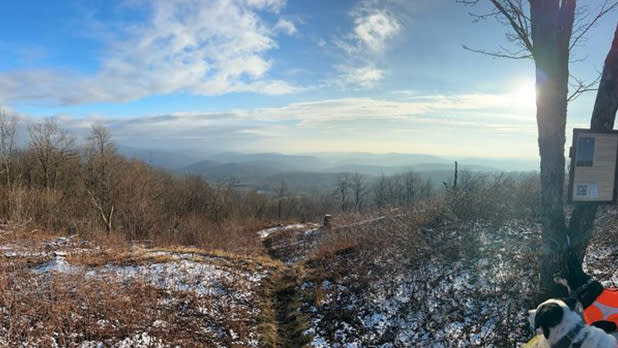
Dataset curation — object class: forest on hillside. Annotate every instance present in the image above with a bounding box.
[0,114,542,253]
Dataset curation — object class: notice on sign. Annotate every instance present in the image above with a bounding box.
[574,183,599,199]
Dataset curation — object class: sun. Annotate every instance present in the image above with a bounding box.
[510,81,537,110]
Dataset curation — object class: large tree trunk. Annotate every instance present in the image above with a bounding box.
[530,0,575,298]
[567,23,618,263]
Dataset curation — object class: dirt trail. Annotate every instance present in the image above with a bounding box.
[261,228,312,348]
[271,265,310,348]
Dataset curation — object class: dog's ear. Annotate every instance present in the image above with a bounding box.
[535,302,564,339]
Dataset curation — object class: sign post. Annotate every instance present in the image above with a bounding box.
[568,128,618,204]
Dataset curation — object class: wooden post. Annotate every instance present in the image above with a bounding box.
[323,214,332,228]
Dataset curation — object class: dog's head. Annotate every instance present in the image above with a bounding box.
[529,298,580,340]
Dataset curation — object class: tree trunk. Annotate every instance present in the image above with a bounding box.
[530,0,574,298]
[567,23,618,263]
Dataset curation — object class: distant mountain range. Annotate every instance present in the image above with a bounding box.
[115,147,539,194]
[117,146,202,169]
[181,151,538,177]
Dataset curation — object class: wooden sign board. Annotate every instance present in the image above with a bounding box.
[568,129,618,204]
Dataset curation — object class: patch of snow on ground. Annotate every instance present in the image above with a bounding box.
[33,254,80,273]
[257,223,318,239]
[301,220,540,347]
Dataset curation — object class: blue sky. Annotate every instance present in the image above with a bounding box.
[0,0,616,160]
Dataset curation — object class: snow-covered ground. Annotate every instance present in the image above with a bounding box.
[0,234,275,347]
[258,222,322,264]
[4,213,618,347]
[257,223,321,240]
[291,220,541,347]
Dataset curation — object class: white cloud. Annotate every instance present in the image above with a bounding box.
[274,18,297,35]
[38,91,537,135]
[14,91,540,157]
[334,65,385,88]
[332,1,401,89]
[245,0,286,12]
[0,0,299,105]
[246,92,535,125]
[353,10,400,52]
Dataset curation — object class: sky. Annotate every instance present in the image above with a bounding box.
[0,0,616,160]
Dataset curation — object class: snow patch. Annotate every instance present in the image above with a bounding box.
[257,223,316,239]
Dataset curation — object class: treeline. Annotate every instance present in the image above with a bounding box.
[330,172,433,212]
[0,113,541,251]
[0,115,283,251]
[328,167,539,223]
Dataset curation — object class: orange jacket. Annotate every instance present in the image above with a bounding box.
[584,288,618,327]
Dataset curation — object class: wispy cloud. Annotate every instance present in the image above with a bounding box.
[352,7,400,53]
[329,0,402,89]
[5,88,542,157]
[0,0,299,105]
[274,18,298,35]
[39,91,533,136]
[333,65,385,88]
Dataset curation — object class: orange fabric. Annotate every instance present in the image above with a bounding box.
[584,303,604,323]
[596,288,618,305]
[584,288,618,327]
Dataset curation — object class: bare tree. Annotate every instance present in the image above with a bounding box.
[0,109,17,189]
[28,117,76,191]
[374,175,389,209]
[85,124,117,233]
[209,178,236,226]
[336,173,351,212]
[351,173,367,212]
[402,171,422,204]
[276,179,287,222]
[461,0,618,297]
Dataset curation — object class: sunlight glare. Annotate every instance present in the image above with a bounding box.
[509,81,536,110]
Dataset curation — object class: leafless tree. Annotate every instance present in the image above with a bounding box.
[276,179,287,222]
[351,173,367,212]
[28,117,76,191]
[0,109,17,189]
[374,175,389,209]
[85,124,117,233]
[402,171,422,204]
[336,173,351,212]
[460,0,618,297]
[209,178,236,226]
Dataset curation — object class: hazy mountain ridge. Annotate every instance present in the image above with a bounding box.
[174,151,538,194]
[181,152,537,175]
[117,146,202,169]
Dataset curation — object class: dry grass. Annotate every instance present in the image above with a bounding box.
[309,202,447,267]
[296,214,542,347]
[0,268,264,347]
[0,225,285,347]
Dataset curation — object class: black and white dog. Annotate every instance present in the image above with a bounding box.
[529,298,618,347]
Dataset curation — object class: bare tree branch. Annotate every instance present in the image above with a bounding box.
[570,0,618,50]
[488,0,534,52]
[459,0,534,59]
[462,44,532,59]
[567,73,601,102]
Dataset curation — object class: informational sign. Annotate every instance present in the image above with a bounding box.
[568,129,618,204]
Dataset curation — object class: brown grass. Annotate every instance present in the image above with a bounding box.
[0,245,280,347]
